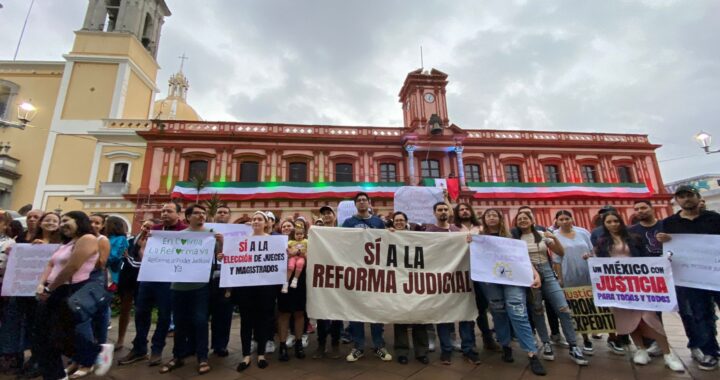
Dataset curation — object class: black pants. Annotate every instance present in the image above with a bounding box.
[209,278,234,351]
[317,320,342,347]
[473,281,493,339]
[234,285,279,356]
[394,324,430,358]
[35,285,75,380]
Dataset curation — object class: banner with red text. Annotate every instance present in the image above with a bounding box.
[220,235,288,287]
[307,227,477,324]
[588,257,677,312]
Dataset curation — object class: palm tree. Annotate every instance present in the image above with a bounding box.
[204,193,222,222]
[189,175,208,203]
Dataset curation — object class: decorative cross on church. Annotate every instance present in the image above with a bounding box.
[178,53,189,72]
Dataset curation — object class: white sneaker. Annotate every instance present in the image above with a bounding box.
[301,334,309,348]
[265,340,276,353]
[647,341,662,357]
[290,278,298,288]
[428,340,436,352]
[664,352,685,372]
[633,349,650,365]
[94,343,114,376]
[550,333,570,348]
[691,347,704,362]
[286,335,296,347]
[281,283,289,293]
[251,340,258,353]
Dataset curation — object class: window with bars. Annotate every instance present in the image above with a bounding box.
[379,163,397,182]
[464,164,482,182]
[617,166,634,183]
[504,164,522,182]
[421,159,441,179]
[187,160,208,181]
[544,165,561,183]
[239,161,259,182]
[289,162,308,182]
[581,165,597,183]
[335,163,353,182]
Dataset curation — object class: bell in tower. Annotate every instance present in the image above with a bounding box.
[81,0,171,58]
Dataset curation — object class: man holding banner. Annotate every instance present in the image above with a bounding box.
[341,192,392,363]
[657,185,720,371]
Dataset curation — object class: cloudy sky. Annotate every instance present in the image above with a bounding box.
[1,0,718,183]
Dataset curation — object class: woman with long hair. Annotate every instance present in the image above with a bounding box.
[594,211,683,371]
[234,211,282,371]
[33,213,63,244]
[35,211,113,380]
[477,208,545,375]
[513,211,588,367]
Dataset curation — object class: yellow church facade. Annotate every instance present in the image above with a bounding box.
[0,0,185,227]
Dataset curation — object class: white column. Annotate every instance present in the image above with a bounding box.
[405,144,417,185]
[455,145,466,186]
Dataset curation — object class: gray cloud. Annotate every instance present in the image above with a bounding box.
[2,0,718,182]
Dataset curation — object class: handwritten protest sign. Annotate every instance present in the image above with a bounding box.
[220,235,288,287]
[138,231,215,282]
[564,286,616,334]
[336,201,357,227]
[588,257,677,312]
[393,186,444,225]
[665,234,720,291]
[307,227,476,323]
[1,244,59,296]
[469,235,533,287]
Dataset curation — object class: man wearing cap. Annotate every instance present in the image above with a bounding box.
[312,205,343,359]
[657,185,720,371]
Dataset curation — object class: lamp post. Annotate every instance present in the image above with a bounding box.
[0,100,36,130]
[695,131,720,154]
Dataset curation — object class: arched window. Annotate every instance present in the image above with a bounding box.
[239,161,259,182]
[464,164,482,182]
[379,163,397,182]
[421,159,440,179]
[289,162,307,182]
[187,160,208,181]
[111,162,129,183]
[335,163,353,182]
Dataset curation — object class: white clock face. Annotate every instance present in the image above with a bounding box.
[424,93,435,103]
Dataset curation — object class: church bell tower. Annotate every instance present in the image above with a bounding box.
[398,68,450,132]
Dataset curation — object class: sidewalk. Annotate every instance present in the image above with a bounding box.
[8,312,718,380]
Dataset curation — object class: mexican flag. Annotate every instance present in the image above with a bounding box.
[469,182,652,199]
[171,181,404,201]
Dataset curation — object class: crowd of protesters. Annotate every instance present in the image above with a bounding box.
[0,183,717,379]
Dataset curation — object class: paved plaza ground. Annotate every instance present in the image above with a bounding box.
[2,312,717,380]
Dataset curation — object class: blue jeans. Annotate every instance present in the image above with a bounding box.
[482,282,537,354]
[349,322,385,350]
[91,305,111,345]
[436,321,475,354]
[172,286,210,361]
[531,262,577,346]
[676,286,719,357]
[132,282,172,356]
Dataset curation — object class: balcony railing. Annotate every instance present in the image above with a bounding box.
[99,181,130,196]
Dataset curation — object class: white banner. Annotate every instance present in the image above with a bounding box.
[469,235,533,287]
[1,244,60,296]
[588,257,677,312]
[307,227,477,323]
[665,234,720,291]
[138,231,216,283]
[220,235,288,287]
[393,186,444,225]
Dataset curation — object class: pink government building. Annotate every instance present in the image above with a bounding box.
[129,68,671,230]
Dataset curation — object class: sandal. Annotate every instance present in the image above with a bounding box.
[197,362,211,375]
[69,366,94,379]
[159,358,184,374]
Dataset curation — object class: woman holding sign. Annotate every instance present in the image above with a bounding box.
[478,209,546,376]
[234,211,282,371]
[594,211,684,372]
[513,211,589,367]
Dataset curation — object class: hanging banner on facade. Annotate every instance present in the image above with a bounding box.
[171,181,404,201]
[469,235,533,287]
[219,235,288,287]
[138,231,216,283]
[1,244,60,297]
[307,227,476,324]
[588,257,677,312]
[393,186,444,225]
[665,234,720,292]
[564,286,616,334]
[470,183,651,199]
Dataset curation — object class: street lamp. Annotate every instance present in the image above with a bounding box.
[695,131,720,154]
[0,100,36,130]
